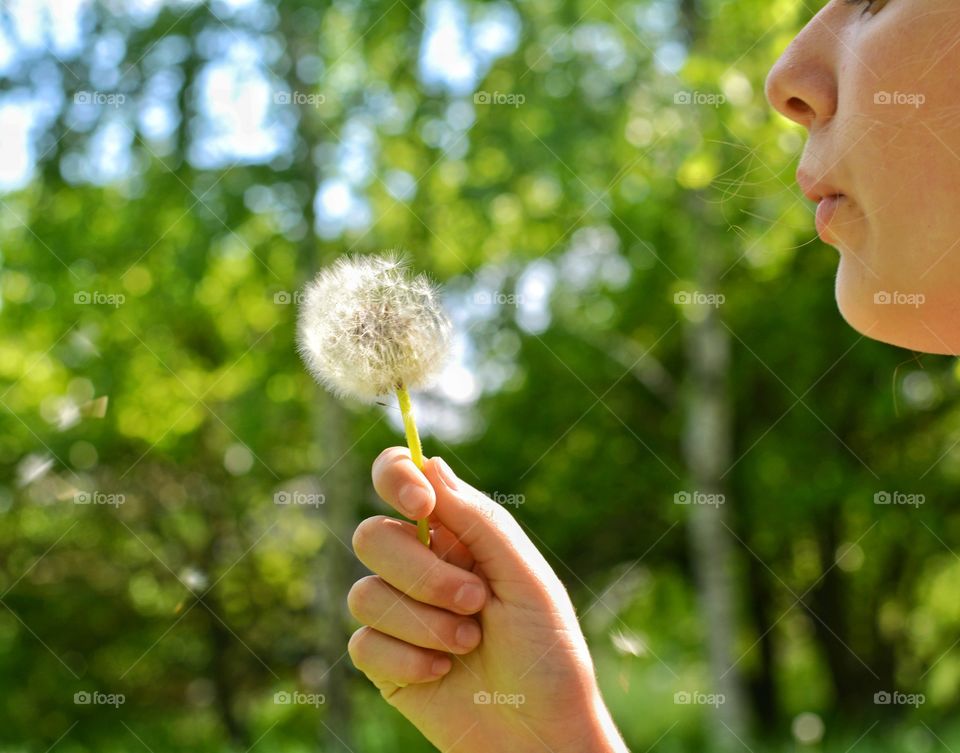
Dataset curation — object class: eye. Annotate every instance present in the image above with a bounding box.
[843,0,890,14]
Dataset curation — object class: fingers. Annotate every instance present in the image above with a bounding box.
[422,456,554,584]
[427,524,475,571]
[371,446,557,591]
[352,515,488,615]
[348,575,482,654]
[371,448,474,567]
[348,626,452,686]
[372,447,436,520]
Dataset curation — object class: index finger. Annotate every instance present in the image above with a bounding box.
[372,447,437,520]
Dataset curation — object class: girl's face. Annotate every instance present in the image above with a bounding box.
[765,0,960,355]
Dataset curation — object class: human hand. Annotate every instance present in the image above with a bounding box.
[347,448,629,752]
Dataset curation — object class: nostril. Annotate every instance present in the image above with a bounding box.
[787,96,810,113]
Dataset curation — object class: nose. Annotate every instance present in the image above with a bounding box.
[764,4,840,130]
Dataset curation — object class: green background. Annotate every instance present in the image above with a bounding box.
[1,0,957,751]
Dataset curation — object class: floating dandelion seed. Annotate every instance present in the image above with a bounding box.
[296,252,453,547]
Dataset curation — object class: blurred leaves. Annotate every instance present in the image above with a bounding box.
[3,0,960,751]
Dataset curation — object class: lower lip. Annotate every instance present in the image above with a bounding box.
[815,194,846,241]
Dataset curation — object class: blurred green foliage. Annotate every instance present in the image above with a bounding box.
[2,0,960,751]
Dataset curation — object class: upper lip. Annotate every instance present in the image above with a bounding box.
[796,168,845,202]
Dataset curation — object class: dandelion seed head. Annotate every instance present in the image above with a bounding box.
[296,252,453,402]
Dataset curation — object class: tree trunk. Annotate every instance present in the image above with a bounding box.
[297,164,360,752]
[312,397,361,751]
[285,19,360,741]
[681,209,751,747]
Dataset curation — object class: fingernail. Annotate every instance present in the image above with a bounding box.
[454,582,484,611]
[434,457,459,491]
[456,620,481,649]
[432,656,452,675]
[398,483,430,519]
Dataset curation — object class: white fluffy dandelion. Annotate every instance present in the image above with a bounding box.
[296,252,453,546]
[297,253,452,402]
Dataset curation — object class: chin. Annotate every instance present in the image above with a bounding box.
[835,271,960,355]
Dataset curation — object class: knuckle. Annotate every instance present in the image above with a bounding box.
[484,493,515,527]
[351,515,386,558]
[347,626,372,666]
[462,487,501,523]
[347,575,379,620]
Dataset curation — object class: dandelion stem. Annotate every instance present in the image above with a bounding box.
[396,385,431,548]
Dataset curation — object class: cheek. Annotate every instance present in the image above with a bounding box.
[843,6,960,287]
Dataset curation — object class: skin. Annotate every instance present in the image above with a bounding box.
[348,448,628,752]
[349,1,960,748]
[765,0,960,355]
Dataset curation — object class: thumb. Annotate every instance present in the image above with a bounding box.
[422,456,553,587]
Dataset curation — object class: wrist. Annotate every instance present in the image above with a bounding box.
[554,688,630,753]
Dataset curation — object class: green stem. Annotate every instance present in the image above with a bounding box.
[396,385,430,548]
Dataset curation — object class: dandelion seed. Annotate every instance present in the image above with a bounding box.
[296,252,453,546]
